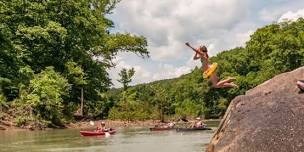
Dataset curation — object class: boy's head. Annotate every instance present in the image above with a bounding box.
[200,45,208,52]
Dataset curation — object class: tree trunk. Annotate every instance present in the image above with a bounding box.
[161,107,165,122]
[159,104,165,123]
[80,87,84,116]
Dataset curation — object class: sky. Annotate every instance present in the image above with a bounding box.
[108,0,304,88]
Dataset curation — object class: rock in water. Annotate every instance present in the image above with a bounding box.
[207,67,304,152]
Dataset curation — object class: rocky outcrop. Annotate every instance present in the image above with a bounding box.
[207,67,304,152]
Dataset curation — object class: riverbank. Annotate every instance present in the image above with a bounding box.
[0,118,221,131]
[0,103,220,131]
[67,120,162,130]
[0,120,146,131]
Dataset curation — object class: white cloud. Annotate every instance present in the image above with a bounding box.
[236,30,254,47]
[259,9,284,22]
[151,58,200,81]
[258,1,304,23]
[108,53,155,87]
[108,0,254,87]
[112,0,249,61]
[278,9,304,22]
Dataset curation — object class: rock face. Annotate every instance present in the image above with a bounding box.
[207,67,304,152]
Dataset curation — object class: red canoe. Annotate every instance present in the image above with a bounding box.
[80,129,116,136]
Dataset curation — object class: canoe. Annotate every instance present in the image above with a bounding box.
[80,129,116,136]
[149,127,175,131]
[176,127,212,132]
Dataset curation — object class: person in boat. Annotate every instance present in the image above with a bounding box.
[164,122,175,128]
[168,122,175,128]
[191,117,207,128]
[186,42,238,88]
[97,121,109,132]
[297,80,304,92]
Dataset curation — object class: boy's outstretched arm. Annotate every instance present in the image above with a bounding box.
[185,42,204,56]
[193,52,200,60]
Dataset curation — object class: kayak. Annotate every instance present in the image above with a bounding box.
[176,127,212,132]
[80,129,116,136]
[149,127,175,131]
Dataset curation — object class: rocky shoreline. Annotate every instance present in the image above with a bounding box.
[206,66,304,152]
[0,119,220,131]
[0,120,159,131]
[67,120,161,130]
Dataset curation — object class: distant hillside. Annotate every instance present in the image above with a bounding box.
[107,18,304,120]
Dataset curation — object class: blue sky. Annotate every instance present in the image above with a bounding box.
[108,0,304,87]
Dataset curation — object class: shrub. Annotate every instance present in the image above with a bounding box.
[23,67,70,125]
[15,116,29,127]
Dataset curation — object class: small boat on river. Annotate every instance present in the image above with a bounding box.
[149,127,175,131]
[176,127,212,132]
[80,129,116,136]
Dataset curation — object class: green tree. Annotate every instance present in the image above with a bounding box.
[117,68,135,91]
[0,93,7,113]
[175,99,203,118]
[65,61,87,116]
[0,0,149,118]
[109,91,139,121]
[152,85,169,122]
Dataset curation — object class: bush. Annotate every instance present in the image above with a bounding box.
[175,99,204,118]
[0,93,7,104]
[108,92,153,121]
[15,116,29,127]
[0,93,8,112]
[22,67,70,125]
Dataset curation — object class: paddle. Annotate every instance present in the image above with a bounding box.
[185,42,204,56]
[89,121,95,126]
[105,132,110,137]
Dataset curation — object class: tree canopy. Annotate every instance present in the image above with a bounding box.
[0,0,148,126]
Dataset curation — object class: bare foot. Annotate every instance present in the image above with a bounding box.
[227,77,236,81]
[230,82,239,88]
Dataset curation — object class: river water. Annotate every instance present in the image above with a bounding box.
[0,121,219,152]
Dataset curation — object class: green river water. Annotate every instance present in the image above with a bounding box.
[0,121,219,152]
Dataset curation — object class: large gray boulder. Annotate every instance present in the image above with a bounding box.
[207,67,304,152]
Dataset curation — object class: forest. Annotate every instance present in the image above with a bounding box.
[0,0,148,127]
[1,0,304,127]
